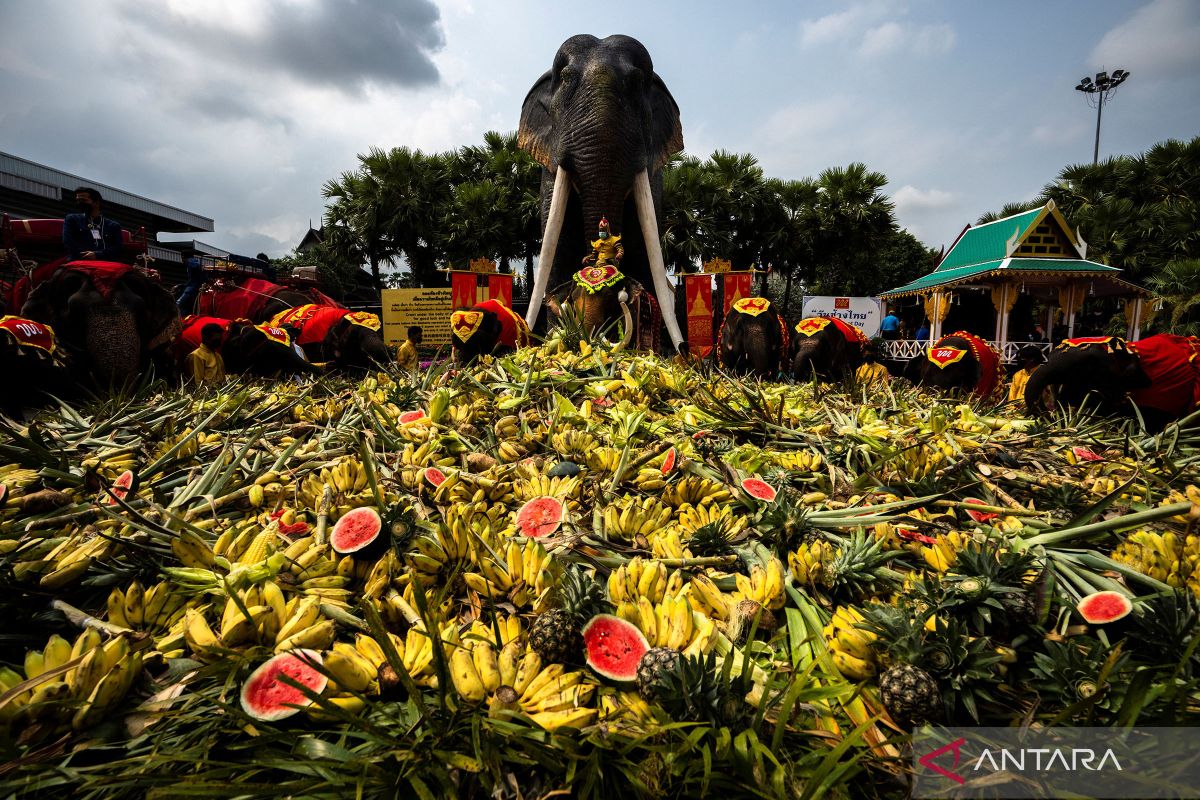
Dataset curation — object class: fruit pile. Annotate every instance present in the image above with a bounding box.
[0,334,1198,797]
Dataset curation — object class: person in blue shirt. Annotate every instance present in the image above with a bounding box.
[880,310,901,340]
[177,257,206,313]
[63,187,123,261]
[915,319,930,343]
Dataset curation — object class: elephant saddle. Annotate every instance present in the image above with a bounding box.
[63,260,133,302]
[932,331,1003,399]
[794,316,868,347]
[198,278,283,320]
[477,299,532,349]
[269,304,380,346]
[0,315,55,354]
[176,316,231,361]
[1127,334,1200,416]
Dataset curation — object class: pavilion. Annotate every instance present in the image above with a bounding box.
[878,200,1151,364]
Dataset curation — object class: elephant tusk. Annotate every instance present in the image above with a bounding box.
[632,169,686,353]
[545,294,563,318]
[612,300,635,353]
[526,166,570,330]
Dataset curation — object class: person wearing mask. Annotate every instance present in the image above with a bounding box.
[855,343,890,386]
[880,310,901,340]
[396,326,422,370]
[186,323,226,385]
[63,187,123,261]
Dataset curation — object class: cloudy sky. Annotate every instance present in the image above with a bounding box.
[2,0,1197,261]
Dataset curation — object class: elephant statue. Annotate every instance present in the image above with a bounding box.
[791,316,869,379]
[21,260,181,386]
[719,297,789,379]
[519,34,687,353]
[195,276,342,322]
[451,299,533,363]
[268,304,389,371]
[0,315,72,415]
[173,316,320,378]
[906,331,1003,399]
[1025,334,1200,428]
[544,266,661,351]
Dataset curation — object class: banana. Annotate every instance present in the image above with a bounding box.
[831,650,876,681]
[107,587,130,628]
[184,609,222,654]
[274,598,323,645]
[42,634,73,672]
[527,706,596,732]
[636,597,657,646]
[325,643,377,694]
[123,581,145,628]
[450,645,486,703]
[23,649,45,681]
[72,651,142,732]
[472,641,502,694]
[274,619,336,653]
[512,650,543,696]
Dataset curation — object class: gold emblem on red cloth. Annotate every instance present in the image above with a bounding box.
[451,310,484,343]
[732,297,770,316]
[795,317,833,336]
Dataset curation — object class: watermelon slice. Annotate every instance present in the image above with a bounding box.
[516,496,565,538]
[963,498,999,523]
[423,467,447,488]
[1072,446,1103,463]
[741,478,777,503]
[105,470,136,506]
[583,614,649,683]
[329,507,384,556]
[660,447,678,476]
[0,484,6,505]
[398,410,426,424]
[239,650,328,722]
[1077,591,1133,625]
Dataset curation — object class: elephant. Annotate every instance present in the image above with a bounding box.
[451,299,533,363]
[906,331,1003,399]
[0,316,72,415]
[268,304,389,371]
[791,316,869,380]
[718,298,789,379]
[21,260,181,386]
[195,276,342,322]
[544,267,660,350]
[173,316,320,378]
[519,34,687,353]
[1024,334,1200,428]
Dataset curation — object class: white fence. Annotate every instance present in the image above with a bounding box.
[881,339,1053,365]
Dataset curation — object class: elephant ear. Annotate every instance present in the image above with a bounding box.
[647,73,683,173]
[518,70,555,170]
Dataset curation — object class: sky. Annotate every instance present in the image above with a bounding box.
[2,0,1197,264]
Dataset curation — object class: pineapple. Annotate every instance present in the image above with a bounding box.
[862,603,942,727]
[879,663,941,728]
[941,540,1044,637]
[529,565,607,665]
[821,530,900,601]
[756,490,812,555]
[643,651,749,726]
[636,647,680,703]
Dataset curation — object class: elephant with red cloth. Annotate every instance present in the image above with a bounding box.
[906,331,1003,399]
[450,299,533,363]
[174,316,319,378]
[268,304,389,371]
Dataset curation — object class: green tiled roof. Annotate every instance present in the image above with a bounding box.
[880,258,1133,298]
[935,208,1043,271]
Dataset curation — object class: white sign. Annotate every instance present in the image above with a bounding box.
[801,296,883,338]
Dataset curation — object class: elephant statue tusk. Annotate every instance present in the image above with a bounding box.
[612,300,635,353]
[632,169,686,353]
[526,166,570,330]
[545,294,563,318]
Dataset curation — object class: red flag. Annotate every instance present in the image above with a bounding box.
[723,272,753,316]
[684,274,714,357]
[451,271,477,310]
[488,273,514,308]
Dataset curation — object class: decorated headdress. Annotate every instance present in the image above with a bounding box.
[597,216,610,233]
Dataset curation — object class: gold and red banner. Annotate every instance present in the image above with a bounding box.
[0,315,55,353]
[723,272,753,316]
[488,273,514,308]
[683,274,714,356]
[450,271,477,310]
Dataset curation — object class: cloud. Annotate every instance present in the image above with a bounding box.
[861,22,955,58]
[1091,0,1200,80]
[892,185,956,211]
[1031,122,1088,146]
[799,2,954,58]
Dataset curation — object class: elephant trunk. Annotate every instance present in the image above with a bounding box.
[87,305,140,386]
[527,166,570,329]
[1024,363,1056,414]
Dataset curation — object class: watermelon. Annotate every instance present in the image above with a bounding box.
[582,614,649,682]
[1072,446,1103,463]
[740,478,777,503]
[963,498,1000,524]
[1077,591,1133,625]
[423,467,447,488]
[516,496,565,538]
[329,506,384,556]
[660,447,678,476]
[0,484,6,505]
[106,470,136,506]
[239,650,328,722]
[398,410,426,424]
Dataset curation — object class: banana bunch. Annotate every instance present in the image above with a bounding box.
[432,470,514,506]
[889,443,948,482]
[292,397,349,424]
[661,476,731,509]
[1112,529,1200,591]
[581,447,620,476]
[788,540,837,586]
[479,647,597,731]
[107,580,189,632]
[606,557,683,605]
[631,467,668,492]
[1088,475,1142,503]
[396,439,457,491]
[823,606,878,681]
[512,472,582,504]
[0,463,43,495]
[444,501,508,551]
[919,530,972,572]
[1,630,144,735]
[406,518,478,586]
[601,496,674,540]
[80,446,139,479]
[733,559,786,611]
[463,539,554,611]
[686,573,733,621]
[675,502,746,538]
[32,527,119,590]
[321,641,381,695]
[298,458,369,509]
[496,439,528,464]
[614,594,718,655]
[596,688,658,732]
[550,429,598,462]
[493,415,521,441]
[648,529,694,561]
[772,450,824,474]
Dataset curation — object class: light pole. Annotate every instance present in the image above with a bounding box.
[1075,69,1130,165]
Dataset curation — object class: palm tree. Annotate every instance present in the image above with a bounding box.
[1148,258,1200,336]
[976,201,1041,225]
[809,163,896,295]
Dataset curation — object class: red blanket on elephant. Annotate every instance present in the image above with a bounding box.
[61,260,133,302]
[174,316,231,361]
[795,316,868,348]
[936,331,1002,399]
[199,278,282,320]
[477,299,531,349]
[1128,335,1200,416]
[270,304,381,346]
[10,257,71,311]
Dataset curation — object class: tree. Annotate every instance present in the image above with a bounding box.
[807,163,897,296]
[1148,258,1200,336]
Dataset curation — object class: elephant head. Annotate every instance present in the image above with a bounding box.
[719,297,786,379]
[197,319,319,378]
[546,267,641,350]
[327,318,391,371]
[910,332,1002,398]
[1025,337,1152,416]
[451,299,535,363]
[791,317,867,380]
[21,261,180,386]
[519,34,686,352]
[0,316,72,415]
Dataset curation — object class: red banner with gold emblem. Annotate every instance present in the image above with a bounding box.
[723,272,753,316]
[451,272,477,310]
[683,274,714,357]
[488,273,514,308]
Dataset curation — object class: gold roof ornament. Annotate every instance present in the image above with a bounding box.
[702,258,732,274]
[469,258,497,274]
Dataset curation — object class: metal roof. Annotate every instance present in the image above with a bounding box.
[0,152,213,233]
[880,257,1145,298]
[934,208,1044,271]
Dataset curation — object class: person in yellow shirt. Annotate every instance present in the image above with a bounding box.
[396,325,422,370]
[1009,345,1044,403]
[186,323,226,385]
[855,343,890,386]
